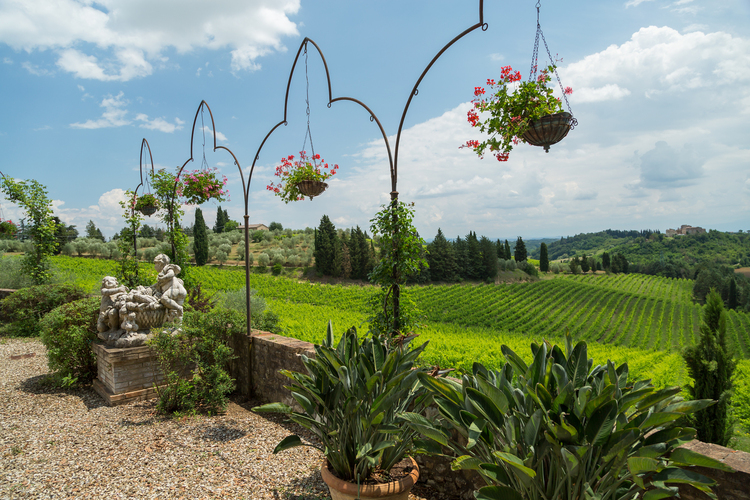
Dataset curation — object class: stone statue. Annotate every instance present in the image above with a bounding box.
[97,254,187,348]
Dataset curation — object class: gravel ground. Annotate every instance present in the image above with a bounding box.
[0,339,445,500]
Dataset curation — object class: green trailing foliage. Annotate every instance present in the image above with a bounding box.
[683,289,736,446]
[0,283,87,337]
[0,176,59,284]
[149,308,241,415]
[401,333,732,500]
[254,321,431,483]
[368,200,428,336]
[38,296,100,386]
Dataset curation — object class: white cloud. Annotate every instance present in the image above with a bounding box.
[625,0,654,6]
[201,126,228,143]
[0,0,300,81]
[3,57,12,64]
[70,92,130,129]
[561,26,750,100]
[33,125,51,131]
[135,114,185,133]
[21,61,53,76]
[574,84,631,103]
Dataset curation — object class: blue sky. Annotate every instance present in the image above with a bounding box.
[1,0,748,240]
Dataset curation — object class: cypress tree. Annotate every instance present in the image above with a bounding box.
[314,215,338,276]
[193,208,209,266]
[428,228,458,282]
[504,239,511,261]
[466,232,482,280]
[602,251,611,270]
[728,278,738,310]
[479,236,498,281]
[539,242,549,272]
[514,236,527,262]
[683,289,736,445]
[213,205,225,233]
[580,253,590,273]
[454,236,467,279]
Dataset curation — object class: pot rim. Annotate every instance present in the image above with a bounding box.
[320,456,419,498]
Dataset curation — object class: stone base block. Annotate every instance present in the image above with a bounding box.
[93,341,165,407]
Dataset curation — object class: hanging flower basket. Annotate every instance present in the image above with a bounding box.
[134,193,160,216]
[267,151,339,203]
[0,219,17,237]
[522,111,573,152]
[296,180,329,198]
[462,64,574,161]
[178,168,229,205]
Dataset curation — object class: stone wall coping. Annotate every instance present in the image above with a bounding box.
[682,439,750,473]
[92,341,156,361]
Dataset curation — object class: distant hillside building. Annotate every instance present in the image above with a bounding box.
[238,223,269,231]
[666,224,706,237]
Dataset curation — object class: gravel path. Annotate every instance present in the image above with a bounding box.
[0,339,444,500]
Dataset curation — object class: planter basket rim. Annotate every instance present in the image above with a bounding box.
[522,111,574,153]
[296,179,329,199]
[320,457,419,498]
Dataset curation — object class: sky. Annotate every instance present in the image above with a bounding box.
[0,0,748,241]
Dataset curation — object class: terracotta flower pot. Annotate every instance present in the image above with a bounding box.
[296,180,328,199]
[320,457,419,500]
[522,111,573,152]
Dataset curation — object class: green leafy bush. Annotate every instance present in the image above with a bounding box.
[402,335,732,500]
[0,255,35,289]
[0,283,87,336]
[149,309,241,415]
[39,296,100,386]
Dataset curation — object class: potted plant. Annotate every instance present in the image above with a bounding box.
[0,218,17,237]
[401,334,733,500]
[253,322,429,500]
[266,150,339,203]
[463,64,574,161]
[178,167,229,205]
[134,193,160,216]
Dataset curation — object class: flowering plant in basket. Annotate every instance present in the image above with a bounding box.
[266,150,339,203]
[0,219,17,237]
[464,64,573,161]
[177,168,229,205]
[133,193,160,214]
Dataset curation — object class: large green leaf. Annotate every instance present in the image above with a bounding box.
[475,486,524,500]
[639,412,683,430]
[669,448,735,472]
[585,401,617,446]
[273,435,304,453]
[418,372,464,406]
[627,456,660,475]
[643,487,680,500]
[662,399,714,415]
[467,387,506,429]
[452,455,484,470]
[479,463,511,486]
[501,345,528,377]
[651,467,716,486]
[399,412,450,446]
[524,409,543,446]
[252,402,292,413]
[476,375,510,414]
[635,387,681,412]
[567,341,589,387]
[492,451,537,478]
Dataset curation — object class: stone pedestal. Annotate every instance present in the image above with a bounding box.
[92,341,165,406]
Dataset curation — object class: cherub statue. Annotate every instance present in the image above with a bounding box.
[97,276,127,333]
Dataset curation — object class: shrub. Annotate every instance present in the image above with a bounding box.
[0,256,35,289]
[257,253,270,266]
[214,288,281,333]
[272,262,283,275]
[149,309,241,414]
[38,296,100,386]
[0,283,87,337]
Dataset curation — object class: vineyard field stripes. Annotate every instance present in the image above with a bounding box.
[48,256,750,360]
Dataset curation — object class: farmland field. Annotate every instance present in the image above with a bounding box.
[44,255,750,390]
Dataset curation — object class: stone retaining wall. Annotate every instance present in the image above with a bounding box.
[0,289,14,301]
[235,331,750,500]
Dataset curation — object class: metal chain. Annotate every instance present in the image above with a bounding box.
[528,0,576,127]
[301,43,317,164]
